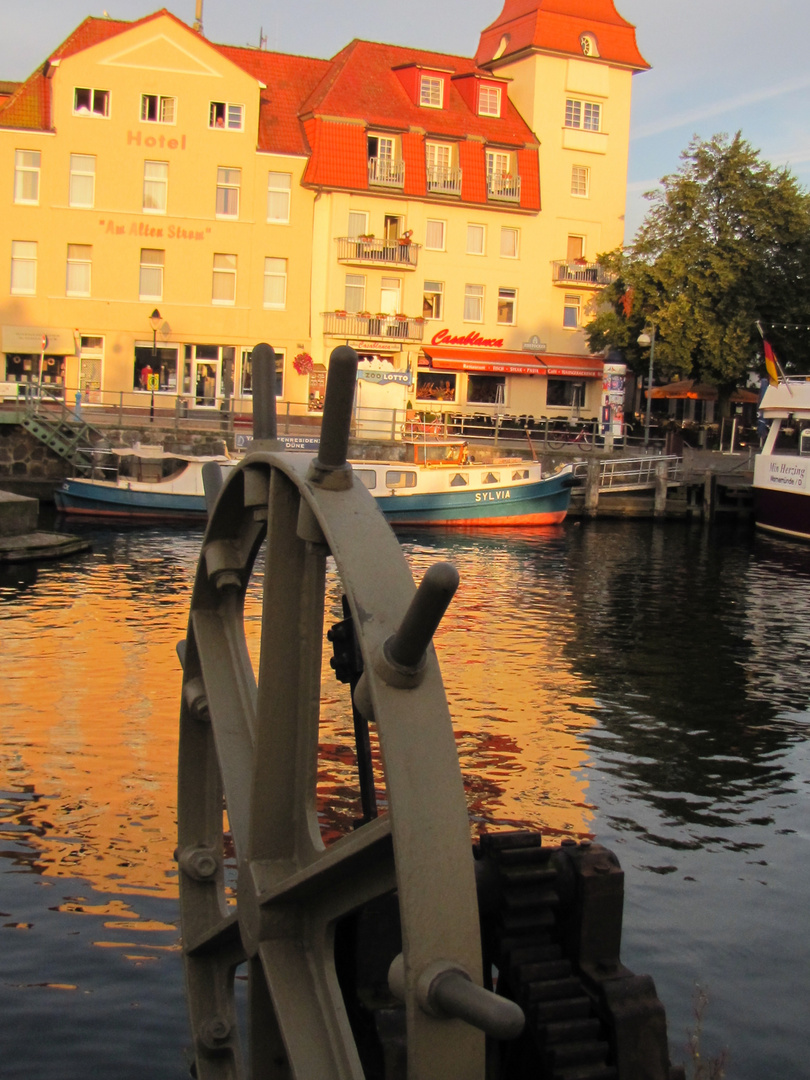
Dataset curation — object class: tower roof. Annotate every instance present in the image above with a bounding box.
[476,0,649,70]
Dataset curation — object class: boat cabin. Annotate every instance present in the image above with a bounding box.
[402,439,468,466]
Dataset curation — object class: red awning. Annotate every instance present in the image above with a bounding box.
[421,346,603,378]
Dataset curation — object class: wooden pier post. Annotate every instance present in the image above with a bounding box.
[585,459,600,517]
[654,459,668,517]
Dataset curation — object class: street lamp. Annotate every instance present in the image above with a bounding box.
[148,308,162,423]
[637,323,656,447]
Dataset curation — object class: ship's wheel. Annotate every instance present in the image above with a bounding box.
[176,347,522,1079]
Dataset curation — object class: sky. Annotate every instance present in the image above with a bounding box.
[2,0,809,242]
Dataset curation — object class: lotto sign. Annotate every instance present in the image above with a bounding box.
[147,374,160,391]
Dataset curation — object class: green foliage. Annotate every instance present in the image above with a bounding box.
[586,133,810,388]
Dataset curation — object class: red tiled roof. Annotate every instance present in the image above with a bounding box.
[476,0,649,70]
[302,118,369,187]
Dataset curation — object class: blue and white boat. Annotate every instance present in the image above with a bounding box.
[54,440,576,527]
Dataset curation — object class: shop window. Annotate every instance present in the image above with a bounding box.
[467,374,504,404]
[133,344,178,392]
[10,241,36,295]
[66,244,92,297]
[467,224,485,255]
[14,150,40,204]
[547,378,585,408]
[416,373,456,401]
[500,227,519,258]
[5,353,40,384]
[140,94,176,123]
[240,347,284,398]
[478,85,501,117]
[139,248,164,301]
[143,160,168,213]
[571,165,590,197]
[209,101,244,130]
[215,167,240,217]
[345,273,365,312]
[263,257,287,309]
[563,294,580,329]
[420,75,443,108]
[74,87,110,117]
[212,253,237,305]
[497,287,516,325]
[267,171,291,222]
[425,219,446,250]
[464,283,484,322]
[423,280,444,320]
[69,154,95,207]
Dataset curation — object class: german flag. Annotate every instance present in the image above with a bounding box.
[763,340,780,386]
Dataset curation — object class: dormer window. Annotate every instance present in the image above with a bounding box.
[478,86,501,118]
[580,33,599,57]
[420,75,443,109]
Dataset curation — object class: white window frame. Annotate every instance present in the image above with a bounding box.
[10,241,37,295]
[348,210,368,238]
[464,283,484,323]
[209,101,244,131]
[500,227,519,258]
[267,171,291,223]
[565,98,601,132]
[143,160,168,214]
[563,294,581,329]
[497,287,517,326]
[571,165,590,198]
[14,150,40,205]
[263,257,287,310]
[486,150,512,182]
[212,253,237,305]
[69,154,95,208]
[423,280,444,320]
[73,87,110,118]
[140,93,176,124]
[420,75,443,108]
[478,85,501,117]
[345,274,365,312]
[139,248,164,302]
[425,219,446,251]
[215,167,241,218]
[467,223,485,256]
[66,244,92,297]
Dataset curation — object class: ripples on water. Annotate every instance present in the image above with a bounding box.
[0,518,808,1078]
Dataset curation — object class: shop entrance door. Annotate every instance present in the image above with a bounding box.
[184,345,221,408]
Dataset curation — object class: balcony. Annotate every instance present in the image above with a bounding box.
[322,312,425,342]
[368,157,405,188]
[427,165,462,197]
[487,173,521,203]
[552,260,616,287]
[335,235,420,269]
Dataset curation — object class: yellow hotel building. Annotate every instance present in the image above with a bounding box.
[0,2,647,423]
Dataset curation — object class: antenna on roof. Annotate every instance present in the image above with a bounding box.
[193,0,203,34]
[259,27,267,50]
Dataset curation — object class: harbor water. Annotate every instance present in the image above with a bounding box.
[1,516,808,1078]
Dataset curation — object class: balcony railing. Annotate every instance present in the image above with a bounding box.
[335,236,420,268]
[487,173,521,203]
[368,157,405,188]
[427,165,463,196]
[552,260,616,286]
[322,312,425,341]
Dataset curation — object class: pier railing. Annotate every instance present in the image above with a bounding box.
[573,455,683,491]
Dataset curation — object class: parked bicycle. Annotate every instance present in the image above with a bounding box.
[544,419,595,449]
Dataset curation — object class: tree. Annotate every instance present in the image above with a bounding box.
[586,133,810,391]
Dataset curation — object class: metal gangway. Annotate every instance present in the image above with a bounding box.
[573,454,684,492]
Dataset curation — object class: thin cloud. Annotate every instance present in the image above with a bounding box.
[632,74,810,141]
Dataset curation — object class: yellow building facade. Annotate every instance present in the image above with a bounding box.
[0,3,648,425]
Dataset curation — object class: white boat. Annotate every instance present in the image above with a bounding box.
[54,439,576,527]
[753,377,810,541]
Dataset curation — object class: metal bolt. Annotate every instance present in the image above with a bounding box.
[199,1015,232,1051]
[179,846,219,881]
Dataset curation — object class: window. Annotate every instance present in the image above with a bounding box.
[425,219,446,250]
[497,287,516,325]
[385,470,417,489]
[139,248,164,301]
[464,284,484,322]
[241,346,284,398]
[10,241,36,295]
[468,375,504,404]
[571,165,590,197]
[133,344,179,393]
[380,276,401,315]
[267,172,291,223]
[423,280,444,320]
[209,101,244,130]
[486,150,514,196]
[367,135,402,185]
[500,227,519,258]
[263,257,287,309]
[563,294,580,329]
[467,224,485,255]
[143,160,168,213]
[74,87,109,117]
[216,167,240,217]
[565,99,601,131]
[426,142,460,193]
[580,33,599,57]
[478,85,501,117]
[547,378,585,408]
[66,244,92,297]
[14,150,40,204]
[69,154,95,207]
[567,235,585,261]
[345,274,365,312]
[348,211,368,238]
[140,94,176,123]
[416,372,456,401]
[212,253,237,304]
[420,75,443,108]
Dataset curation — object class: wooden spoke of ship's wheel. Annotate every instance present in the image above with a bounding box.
[177,452,487,1080]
